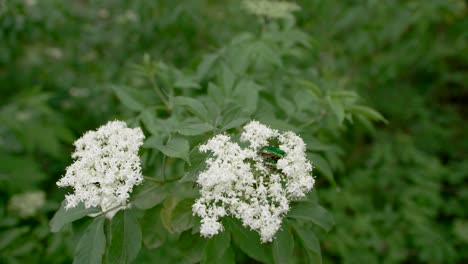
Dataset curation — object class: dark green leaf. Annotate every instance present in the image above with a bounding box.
[227,218,272,263]
[308,153,336,186]
[218,246,236,264]
[160,198,195,233]
[291,222,322,264]
[132,182,171,210]
[0,227,29,250]
[202,231,231,263]
[287,203,335,232]
[73,217,106,264]
[108,210,142,264]
[272,223,294,264]
[181,148,208,183]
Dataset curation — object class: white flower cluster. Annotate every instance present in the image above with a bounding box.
[57,121,145,211]
[193,121,313,242]
[8,191,46,218]
[242,0,300,19]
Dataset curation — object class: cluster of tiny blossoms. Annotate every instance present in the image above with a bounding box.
[242,0,300,19]
[193,121,313,242]
[57,121,144,211]
[8,191,46,218]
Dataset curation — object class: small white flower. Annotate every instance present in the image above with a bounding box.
[193,120,314,242]
[57,120,145,211]
[8,191,46,218]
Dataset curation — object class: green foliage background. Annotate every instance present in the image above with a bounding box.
[1,0,467,263]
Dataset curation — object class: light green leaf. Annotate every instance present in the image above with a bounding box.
[140,110,167,135]
[275,90,296,115]
[291,222,322,264]
[347,105,388,123]
[233,80,260,114]
[111,85,145,112]
[108,210,142,264]
[220,105,249,131]
[173,96,208,121]
[202,231,231,263]
[196,54,219,80]
[177,122,214,136]
[50,201,100,233]
[272,223,294,264]
[287,203,335,232]
[73,217,106,264]
[298,80,322,98]
[221,64,236,94]
[148,137,190,164]
[174,76,200,89]
[327,96,345,124]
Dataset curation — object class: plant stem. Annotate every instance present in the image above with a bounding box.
[143,175,181,184]
[149,74,170,109]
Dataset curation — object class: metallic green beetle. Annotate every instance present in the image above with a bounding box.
[258,146,286,169]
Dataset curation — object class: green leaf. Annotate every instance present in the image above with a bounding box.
[73,217,106,264]
[275,90,296,115]
[202,231,231,263]
[174,76,200,89]
[220,105,249,131]
[132,182,171,210]
[181,148,208,183]
[108,210,142,264]
[0,227,29,250]
[233,80,260,114]
[50,201,100,233]
[140,110,168,135]
[453,219,468,243]
[173,96,208,121]
[150,137,190,164]
[177,122,214,136]
[196,54,219,80]
[308,153,336,186]
[221,64,236,94]
[272,223,294,264]
[160,198,195,233]
[347,105,388,123]
[111,85,145,112]
[140,207,168,249]
[298,80,322,97]
[291,222,322,264]
[327,96,345,124]
[227,218,272,263]
[287,203,335,232]
[218,246,236,264]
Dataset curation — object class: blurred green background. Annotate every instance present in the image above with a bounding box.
[0,0,467,263]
